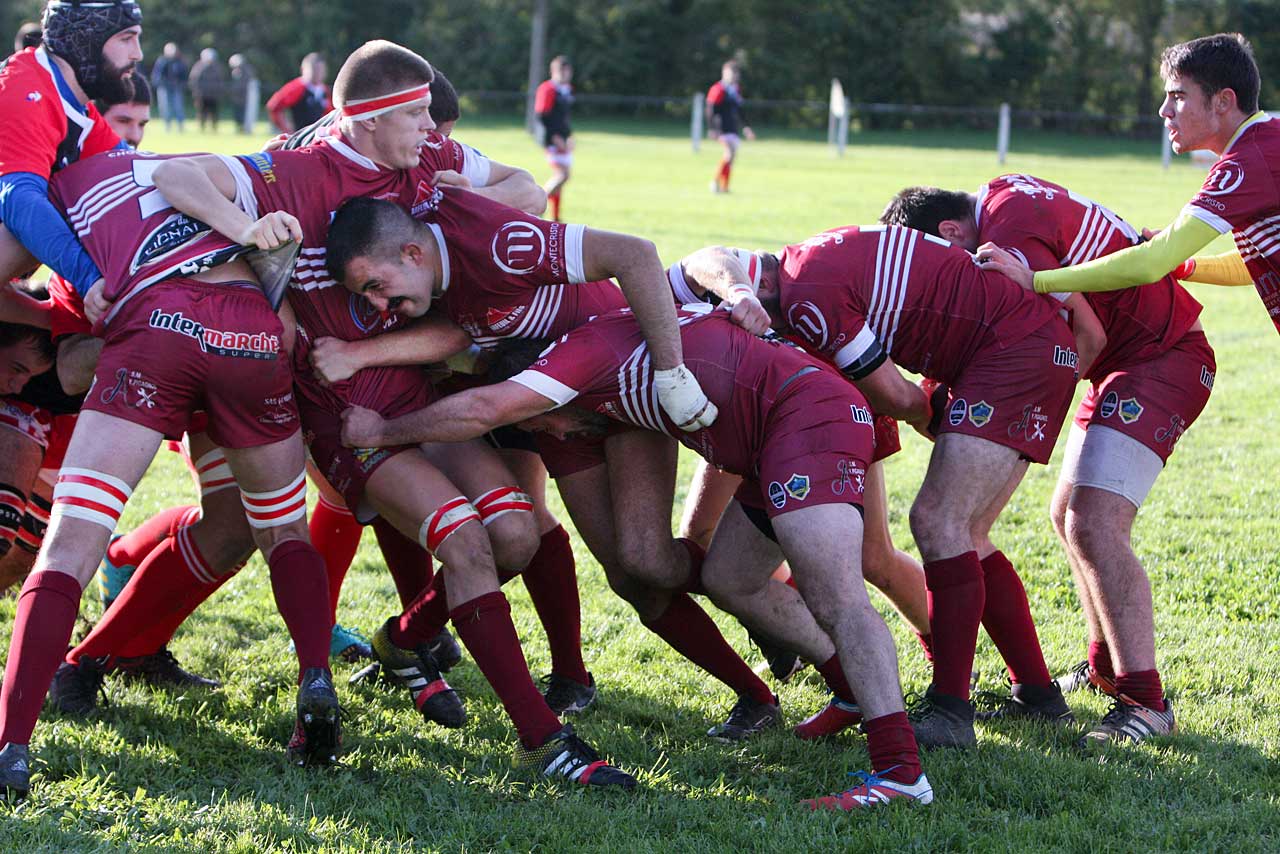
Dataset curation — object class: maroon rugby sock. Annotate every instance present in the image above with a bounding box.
[1115,670,1166,712]
[450,591,562,749]
[310,496,362,620]
[924,551,985,701]
[391,572,451,647]
[373,518,433,608]
[1088,640,1115,682]
[641,594,774,706]
[267,539,332,679]
[979,550,1052,687]
[916,632,935,663]
[675,537,707,595]
[0,571,82,745]
[864,711,923,783]
[817,654,856,704]
[106,505,197,569]
[519,525,590,685]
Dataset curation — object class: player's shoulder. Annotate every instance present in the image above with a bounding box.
[0,51,58,110]
[707,81,724,98]
[536,78,555,92]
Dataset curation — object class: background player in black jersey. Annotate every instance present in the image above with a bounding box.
[535,55,574,221]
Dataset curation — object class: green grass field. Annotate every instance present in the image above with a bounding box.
[2,117,1278,852]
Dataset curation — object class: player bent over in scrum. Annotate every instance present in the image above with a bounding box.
[340,306,934,808]
[0,153,340,800]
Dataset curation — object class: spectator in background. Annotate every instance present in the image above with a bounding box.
[150,42,187,132]
[266,52,330,133]
[95,74,151,148]
[534,55,574,221]
[228,53,257,133]
[13,22,41,54]
[706,60,754,193]
[188,47,225,133]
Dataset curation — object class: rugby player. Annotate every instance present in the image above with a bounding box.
[883,175,1215,745]
[534,55,574,221]
[677,226,1080,748]
[149,41,646,789]
[0,324,57,587]
[0,147,341,799]
[705,60,754,194]
[338,304,934,808]
[96,72,151,147]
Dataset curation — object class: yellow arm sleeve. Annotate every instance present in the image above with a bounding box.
[1032,212,1220,294]
[1185,248,1254,286]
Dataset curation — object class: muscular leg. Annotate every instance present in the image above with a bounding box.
[860,461,929,634]
[605,431,692,592]
[678,459,740,549]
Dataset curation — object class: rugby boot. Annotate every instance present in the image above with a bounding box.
[1057,659,1118,697]
[707,692,782,742]
[977,681,1074,725]
[286,667,341,766]
[1079,695,1175,750]
[425,627,463,673]
[516,723,637,790]
[47,657,109,716]
[540,672,597,716]
[115,648,221,690]
[794,696,863,741]
[802,769,934,810]
[747,627,806,682]
[329,624,373,663]
[95,534,135,609]
[0,744,31,801]
[370,618,466,728]
[907,686,976,749]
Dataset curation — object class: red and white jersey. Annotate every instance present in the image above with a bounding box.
[776,225,1057,383]
[0,47,119,179]
[511,307,839,477]
[424,189,626,347]
[1182,113,1280,335]
[47,150,248,326]
[225,132,492,348]
[976,173,1203,377]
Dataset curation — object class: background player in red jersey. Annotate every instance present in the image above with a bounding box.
[679,227,1080,749]
[884,175,1216,746]
[534,55,574,221]
[340,306,934,809]
[267,52,331,133]
[705,60,754,194]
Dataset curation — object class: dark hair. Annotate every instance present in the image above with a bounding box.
[94,70,150,112]
[15,21,41,52]
[325,197,421,282]
[0,322,55,364]
[429,68,460,125]
[488,337,552,383]
[1161,33,1260,114]
[333,40,434,108]
[879,186,973,235]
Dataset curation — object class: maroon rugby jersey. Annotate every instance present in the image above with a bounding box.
[422,188,626,347]
[510,307,862,477]
[976,173,1202,377]
[1181,113,1280,335]
[775,225,1057,383]
[47,150,246,326]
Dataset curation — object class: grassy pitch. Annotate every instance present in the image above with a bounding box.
[1,118,1277,852]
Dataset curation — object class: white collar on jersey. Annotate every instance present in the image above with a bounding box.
[426,222,450,295]
[322,133,381,172]
[1223,110,1272,154]
[33,47,95,136]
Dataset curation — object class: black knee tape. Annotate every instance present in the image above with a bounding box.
[16,492,51,555]
[0,482,27,545]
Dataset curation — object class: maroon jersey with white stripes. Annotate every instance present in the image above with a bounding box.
[1182,113,1280,335]
[512,307,846,476]
[776,226,1057,383]
[47,150,247,326]
[424,189,627,347]
[977,173,1203,377]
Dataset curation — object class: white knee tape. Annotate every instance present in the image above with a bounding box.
[473,487,534,527]
[194,448,236,496]
[240,472,307,529]
[1061,425,1163,509]
[52,467,134,533]
[419,496,480,555]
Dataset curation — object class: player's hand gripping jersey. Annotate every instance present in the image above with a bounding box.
[976,173,1204,378]
[1180,112,1280,334]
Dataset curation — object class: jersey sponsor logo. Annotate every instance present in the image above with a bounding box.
[1118,397,1143,424]
[349,293,383,333]
[768,481,787,509]
[784,473,811,501]
[1008,403,1048,442]
[244,152,277,183]
[1200,366,1215,390]
[491,221,547,275]
[967,400,994,428]
[25,91,41,102]
[1052,345,1079,371]
[948,398,968,427]
[1202,160,1245,196]
[148,309,281,359]
[99,367,128,404]
[486,304,529,333]
[410,179,443,217]
[786,301,829,348]
[831,459,865,496]
[1099,390,1119,419]
[850,404,873,425]
[1154,414,1188,451]
[132,213,212,274]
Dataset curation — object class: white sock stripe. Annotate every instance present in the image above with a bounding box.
[176,525,218,584]
[239,471,307,503]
